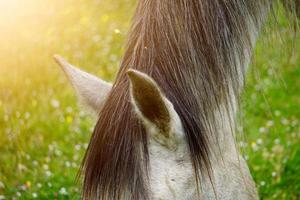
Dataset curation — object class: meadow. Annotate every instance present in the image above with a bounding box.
[0,0,299,199]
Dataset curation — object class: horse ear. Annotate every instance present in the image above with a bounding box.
[127,69,170,133]
[53,55,112,113]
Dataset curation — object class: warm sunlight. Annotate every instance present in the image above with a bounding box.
[0,0,299,199]
[0,0,42,31]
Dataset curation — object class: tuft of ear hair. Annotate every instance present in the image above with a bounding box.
[53,55,112,113]
[127,69,171,134]
[127,69,185,149]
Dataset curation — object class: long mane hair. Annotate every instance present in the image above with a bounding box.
[81,1,298,199]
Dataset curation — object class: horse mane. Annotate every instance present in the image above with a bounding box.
[81,1,297,199]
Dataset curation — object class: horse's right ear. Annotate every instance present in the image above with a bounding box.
[53,55,112,113]
[127,69,184,149]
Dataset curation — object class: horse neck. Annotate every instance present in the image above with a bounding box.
[210,2,271,159]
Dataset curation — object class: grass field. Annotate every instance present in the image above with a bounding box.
[0,0,299,199]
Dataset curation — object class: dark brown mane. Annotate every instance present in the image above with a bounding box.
[81,1,298,199]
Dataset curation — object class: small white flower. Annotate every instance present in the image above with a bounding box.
[24,112,31,119]
[251,142,258,151]
[25,154,31,160]
[259,127,268,134]
[73,154,79,161]
[274,138,280,145]
[239,141,247,148]
[274,110,281,116]
[79,111,86,117]
[18,164,27,171]
[281,118,289,125]
[257,138,263,145]
[16,192,21,197]
[65,161,71,168]
[260,181,266,186]
[45,170,52,177]
[114,29,121,34]
[20,185,26,191]
[59,187,68,195]
[66,106,73,113]
[0,195,5,200]
[55,149,62,156]
[32,160,38,166]
[272,172,277,177]
[37,183,42,188]
[0,181,4,189]
[43,164,49,170]
[51,99,60,108]
[266,120,274,127]
[32,193,38,198]
[75,144,81,151]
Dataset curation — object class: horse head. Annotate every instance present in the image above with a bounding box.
[54,55,195,199]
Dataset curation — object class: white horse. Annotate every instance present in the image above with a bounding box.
[54,1,298,199]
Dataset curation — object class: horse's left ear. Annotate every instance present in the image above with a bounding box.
[127,69,184,148]
[53,55,112,113]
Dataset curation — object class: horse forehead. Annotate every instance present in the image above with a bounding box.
[148,141,191,176]
[148,145,195,200]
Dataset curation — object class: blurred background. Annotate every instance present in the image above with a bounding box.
[0,0,299,199]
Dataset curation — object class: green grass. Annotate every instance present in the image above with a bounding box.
[0,0,299,199]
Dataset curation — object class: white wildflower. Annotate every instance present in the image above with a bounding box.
[65,161,71,168]
[281,118,289,125]
[59,187,68,195]
[114,29,121,34]
[274,110,281,116]
[260,181,266,186]
[266,120,274,127]
[0,181,4,189]
[259,127,268,134]
[32,193,38,198]
[32,160,38,166]
[43,164,49,170]
[66,106,73,113]
[55,149,62,156]
[75,144,81,151]
[24,112,31,119]
[51,99,60,108]
[257,138,263,145]
[45,170,52,177]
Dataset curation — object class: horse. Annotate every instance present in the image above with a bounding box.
[54,0,299,199]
